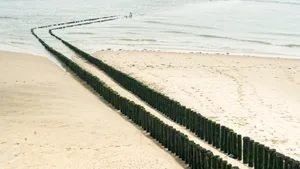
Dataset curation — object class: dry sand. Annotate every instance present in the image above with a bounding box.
[94,50,300,160]
[0,51,183,169]
[73,55,249,168]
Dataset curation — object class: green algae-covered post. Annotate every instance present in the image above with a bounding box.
[220,126,225,151]
[284,156,290,169]
[257,143,264,169]
[226,164,232,169]
[216,123,221,149]
[174,132,178,156]
[276,153,284,169]
[205,151,213,169]
[199,114,204,139]
[211,121,216,146]
[232,132,238,159]
[253,142,258,169]
[212,155,218,169]
[269,149,276,169]
[186,108,191,130]
[218,156,222,169]
[263,146,270,169]
[208,119,213,144]
[192,144,197,169]
[229,130,234,156]
[221,160,228,169]
[200,147,205,169]
[248,139,254,167]
[187,141,193,164]
[190,141,196,167]
[203,117,208,141]
[194,113,200,137]
[191,111,196,133]
[224,127,229,153]
[196,145,201,169]
[295,161,300,169]
[179,135,184,161]
[237,134,242,160]
[185,137,189,163]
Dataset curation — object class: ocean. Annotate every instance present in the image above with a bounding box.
[1,0,300,58]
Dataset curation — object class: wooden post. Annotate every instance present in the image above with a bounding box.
[212,121,217,147]
[226,164,232,169]
[208,120,213,144]
[203,117,207,141]
[263,146,269,169]
[216,123,221,149]
[276,153,284,169]
[222,160,227,169]
[224,127,229,154]
[221,126,225,152]
[199,115,204,139]
[237,134,242,160]
[248,139,254,167]
[257,143,264,169]
[254,142,258,169]
[268,149,276,169]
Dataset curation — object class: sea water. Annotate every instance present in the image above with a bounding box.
[0,0,300,58]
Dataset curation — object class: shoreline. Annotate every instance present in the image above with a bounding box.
[94,48,300,60]
[1,47,300,62]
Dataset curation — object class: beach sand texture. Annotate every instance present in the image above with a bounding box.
[72,54,250,168]
[94,50,300,160]
[0,51,183,169]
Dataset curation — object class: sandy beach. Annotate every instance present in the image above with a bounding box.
[94,50,300,160]
[0,51,183,169]
[72,54,249,168]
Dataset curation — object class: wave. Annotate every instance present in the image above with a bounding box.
[197,34,272,45]
[145,20,218,30]
[66,32,94,35]
[282,44,300,48]
[119,38,157,42]
[164,30,192,35]
[0,16,18,20]
[11,41,26,45]
[125,32,137,35]
[256,32,300,38]
[243,0,300,6]
[106,25,159,30]
[240,39,272,45]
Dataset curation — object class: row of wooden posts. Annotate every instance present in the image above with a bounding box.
[32,27,240,169]
[50,22,300,169]
[50,17,117,30]
[33,15,300,168]
[35,15,117,29]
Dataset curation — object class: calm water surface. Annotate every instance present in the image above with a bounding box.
[1,0,300,58]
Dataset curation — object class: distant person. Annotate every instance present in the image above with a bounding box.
[124,12,133,18]
[126,12,132,18]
